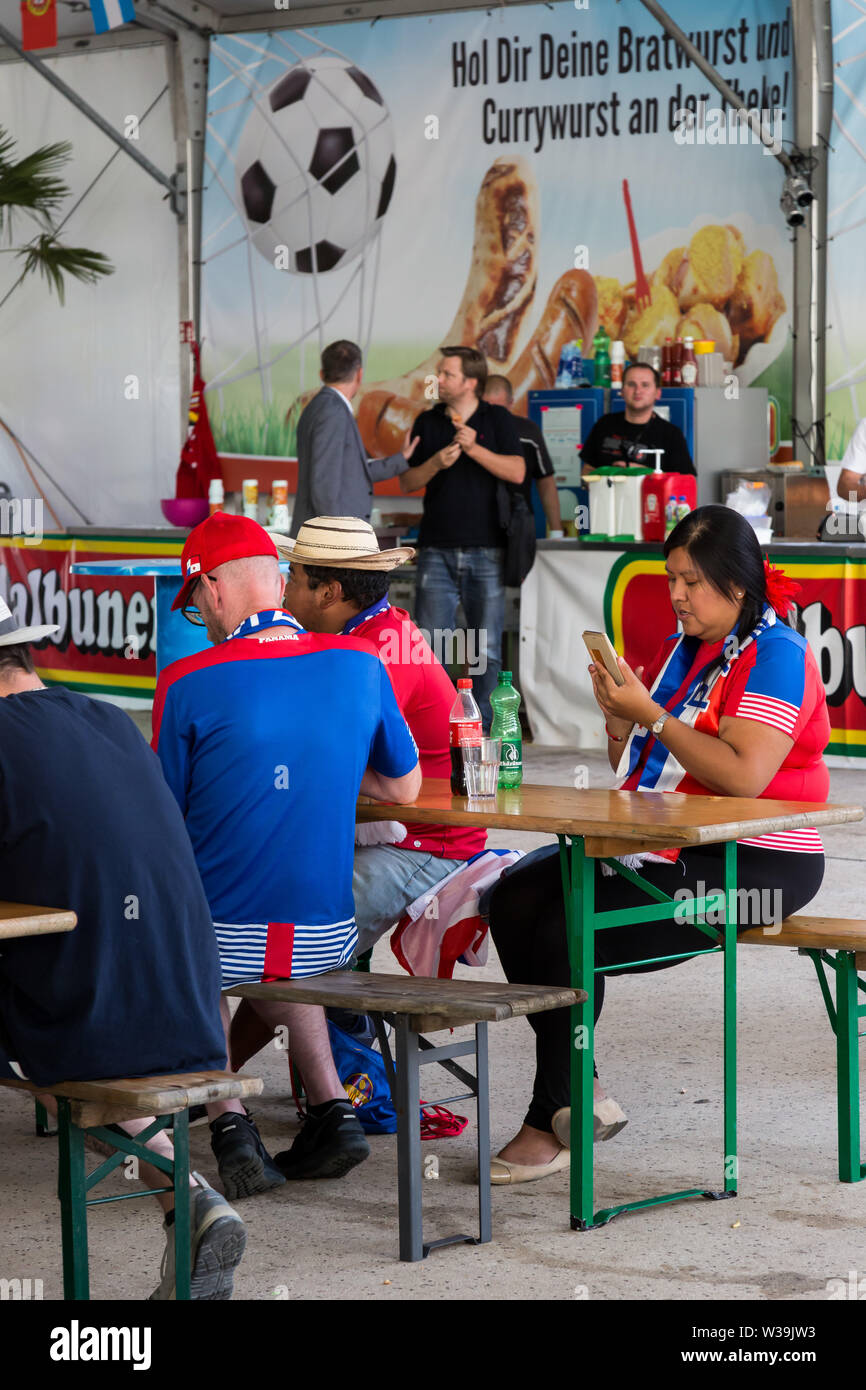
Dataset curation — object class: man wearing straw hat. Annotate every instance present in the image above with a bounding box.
[153,512,421,1192]
[0,598,248,1299]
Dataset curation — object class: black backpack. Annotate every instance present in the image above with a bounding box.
[497,482,537,586]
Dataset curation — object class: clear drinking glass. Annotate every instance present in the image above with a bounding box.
[461,737,502,797]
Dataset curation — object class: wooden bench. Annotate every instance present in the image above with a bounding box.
[0,1069,262,1300]
[739,916,866,1182]
[226,971,584,1261]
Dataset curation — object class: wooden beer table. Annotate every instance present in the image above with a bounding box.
[0,903,77,940]
[357,781,862,1230]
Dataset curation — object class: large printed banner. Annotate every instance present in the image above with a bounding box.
[522,546,866,758]
[0,535,184,704]
[202,0,794,458]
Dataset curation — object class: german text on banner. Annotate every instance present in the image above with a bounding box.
[20,0,57,50]
[88,0,136,33]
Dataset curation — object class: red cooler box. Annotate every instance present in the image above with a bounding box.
[641,473,697,541]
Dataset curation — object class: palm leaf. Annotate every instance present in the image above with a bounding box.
[0,140,72,237]
[15,235,114,304]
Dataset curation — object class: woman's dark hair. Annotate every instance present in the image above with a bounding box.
[304,563,391,611]
[663,504,777,647]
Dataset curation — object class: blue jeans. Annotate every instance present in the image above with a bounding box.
[414,546,505,728]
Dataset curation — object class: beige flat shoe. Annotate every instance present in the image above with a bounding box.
[552,1098,628,1146]
[490,1146,569,1185]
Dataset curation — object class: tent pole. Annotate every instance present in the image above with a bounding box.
[813,0,833,466]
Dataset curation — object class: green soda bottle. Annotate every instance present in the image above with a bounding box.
[490,671,523,789]
[593,324,611,388]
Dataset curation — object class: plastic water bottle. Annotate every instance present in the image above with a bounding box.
[449,679,483,796]
[490,672,522,789]
[568,338,584,388]
[555,341,575,389]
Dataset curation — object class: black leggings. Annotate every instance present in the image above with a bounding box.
[488,844,825,1133]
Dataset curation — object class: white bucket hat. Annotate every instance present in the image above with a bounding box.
[0,592,59,646]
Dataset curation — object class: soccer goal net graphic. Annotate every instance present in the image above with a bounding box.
[201,30,397,457]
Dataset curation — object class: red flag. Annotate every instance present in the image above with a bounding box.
[21,0,57,50]
[175,340,223,500]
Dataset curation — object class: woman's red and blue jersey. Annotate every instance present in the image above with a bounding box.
[619,606,830,853]
[152,612,418,984]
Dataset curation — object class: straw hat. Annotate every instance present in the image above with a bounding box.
[268,516,415,571]
[0,592,59,647]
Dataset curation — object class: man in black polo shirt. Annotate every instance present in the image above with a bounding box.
[399,346,525,726]
[581,362,694,475]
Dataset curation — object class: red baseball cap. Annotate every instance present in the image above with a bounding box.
[172,512,280,612]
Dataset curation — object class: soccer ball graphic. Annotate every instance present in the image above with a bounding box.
[236,55,396,275]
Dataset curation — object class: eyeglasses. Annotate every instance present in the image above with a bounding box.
[181,577,206,626]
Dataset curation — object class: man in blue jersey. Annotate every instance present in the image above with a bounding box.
[153,513,420,1194]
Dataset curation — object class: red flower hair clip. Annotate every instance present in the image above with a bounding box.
[764,560,801,617]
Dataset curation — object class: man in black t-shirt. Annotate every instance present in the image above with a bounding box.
[399,346,525,725]
[485,374,564,537]
[581,362,694,475]
[0,602,246,1299]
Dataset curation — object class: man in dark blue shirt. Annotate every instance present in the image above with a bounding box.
[0,601,246,1299]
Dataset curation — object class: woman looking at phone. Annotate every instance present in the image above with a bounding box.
[487,505,830,1184]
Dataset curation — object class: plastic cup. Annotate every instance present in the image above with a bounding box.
[461,737,501,798]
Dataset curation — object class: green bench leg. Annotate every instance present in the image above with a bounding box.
[56,1098,89,1300]
[35,1098,56,1137]
[835,951,862,1182]
[172,1111,192,1300]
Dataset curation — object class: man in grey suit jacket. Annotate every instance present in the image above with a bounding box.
[290,340,418,537]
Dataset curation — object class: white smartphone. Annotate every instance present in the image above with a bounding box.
[582,630,625,686]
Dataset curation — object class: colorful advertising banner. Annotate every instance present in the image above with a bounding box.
[521,545,866,758]
[0,534,184,704]
[201,0,794,457]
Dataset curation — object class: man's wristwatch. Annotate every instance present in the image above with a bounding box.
[650,710,671,737]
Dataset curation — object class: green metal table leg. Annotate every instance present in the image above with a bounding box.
[57,1098,89,1300]
[723,839,738,1195]
[172,1111,192,1300]
[561,835,595,1231]
[835,951,861,1182]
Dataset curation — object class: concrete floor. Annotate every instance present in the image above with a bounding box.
[2,730,865,1302]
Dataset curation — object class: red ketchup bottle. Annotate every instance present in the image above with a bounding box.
[449,678,483,796]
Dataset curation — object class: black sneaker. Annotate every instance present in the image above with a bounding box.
[209,1111,286,1200]
[274,1101,370,1180]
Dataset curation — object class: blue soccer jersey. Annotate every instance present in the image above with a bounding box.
[152,617,418,983]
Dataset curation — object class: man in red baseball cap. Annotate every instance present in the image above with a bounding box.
[154,513,421,1196]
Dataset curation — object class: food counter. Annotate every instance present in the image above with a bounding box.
[520,538,866,764]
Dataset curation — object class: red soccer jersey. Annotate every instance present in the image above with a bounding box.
[350,606,487,860]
